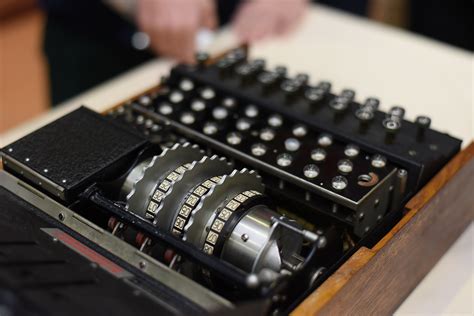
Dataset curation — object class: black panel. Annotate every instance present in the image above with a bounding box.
[2,107,147,200]
[167,62,461,193]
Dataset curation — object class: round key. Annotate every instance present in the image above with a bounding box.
[277,153,293,167]
[251,143,267,156]
[303,164,320,179]
[292,124,308,137]
[180,112,195,125]
[201,87,215,100]
[344,144,360,158]
[371,154,387,168]
[158,103,173,115]
[245,105,259,118]
[203,122,218,135]
[236,118,252,131]
[284,138,301,152]
[311,148,327,162]
[337,159,353,174]
[191,99,206,112]
[318,134,333,147]
[226,132,242,145]
[332,176,348,190]
[169,91,184,104]
[212,107,228,120]
[179,79,194,91]
[139,95,152,106]
[222,97,237,108]
[268,114,283,127]
[260,128,275,141]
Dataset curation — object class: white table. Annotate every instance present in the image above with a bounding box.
[1,4,472,314]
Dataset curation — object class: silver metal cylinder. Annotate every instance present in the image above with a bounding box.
[221,205,282,273]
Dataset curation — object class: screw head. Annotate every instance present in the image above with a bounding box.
[382,118,401,132]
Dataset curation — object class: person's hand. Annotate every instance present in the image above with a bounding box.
[233,0,309,43]
[136,0,217,63]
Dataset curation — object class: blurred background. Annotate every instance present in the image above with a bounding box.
[0,0,472,133]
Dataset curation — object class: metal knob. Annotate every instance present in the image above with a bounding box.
[258,71,279,86]
[355,108,374,123]
[226,48,247,62]
[388,106,405,120]
[304,87,325,104]
[280,79,302,98]
[416,115,431,129]
[329,96,349,113]
[195,51,209,67]
[251,58,266,71]
[295,73,310,86]
[363,97,380,112]
[340,89,355,102]
[317,81,332,93]
[258,71,280,94]
[415,115,431,140]
[382,117,402,143]
[235,62,259,85]
[216,57,234,77]
[274,66,288,77]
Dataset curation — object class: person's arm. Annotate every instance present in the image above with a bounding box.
[136,0,217,63]
[232,0,309,43]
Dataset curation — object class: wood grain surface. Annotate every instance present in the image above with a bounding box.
[293,142,474,315]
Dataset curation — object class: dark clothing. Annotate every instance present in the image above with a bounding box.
[410,0,473,51]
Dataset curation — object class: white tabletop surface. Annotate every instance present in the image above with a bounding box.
[0,4,472,315]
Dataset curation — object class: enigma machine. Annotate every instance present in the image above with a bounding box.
[0,48,472,315]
